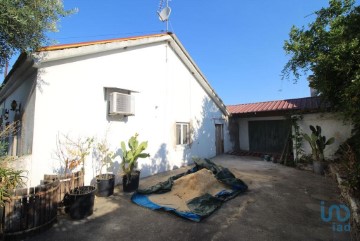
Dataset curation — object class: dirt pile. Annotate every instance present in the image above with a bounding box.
[149,168,230,212]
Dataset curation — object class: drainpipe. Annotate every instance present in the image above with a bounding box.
[3,61,8,81]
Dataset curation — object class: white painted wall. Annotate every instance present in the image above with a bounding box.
[236,113,352,160]
[18,41,230,186]
[298,113,352,160]
[0,67,37,186]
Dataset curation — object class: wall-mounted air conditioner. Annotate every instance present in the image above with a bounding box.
[109,92,135,116]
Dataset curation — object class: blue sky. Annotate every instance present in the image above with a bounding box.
[9,0,356,105]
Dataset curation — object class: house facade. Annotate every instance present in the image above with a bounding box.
[0,33,231,186]
[228,96,352,160]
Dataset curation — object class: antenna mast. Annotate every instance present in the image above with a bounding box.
[157,0,172,32]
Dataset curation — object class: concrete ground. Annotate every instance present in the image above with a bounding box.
[21,155,350,241]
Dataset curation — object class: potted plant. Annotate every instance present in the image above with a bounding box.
[121,133,149,192]
[94,138,116,197]
[303,125,335,175]
[56,134,96,219]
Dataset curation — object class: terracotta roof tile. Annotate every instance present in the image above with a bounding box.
[39,33,170,52]
[227,96,324,114]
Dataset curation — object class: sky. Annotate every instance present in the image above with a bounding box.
[7,0,356,105]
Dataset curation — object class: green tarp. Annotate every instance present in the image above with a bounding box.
[132,158,248,221]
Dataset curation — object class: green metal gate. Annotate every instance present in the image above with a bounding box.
[248,120,290,153]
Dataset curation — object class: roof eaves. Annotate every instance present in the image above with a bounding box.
[38,33,170,52]
[34,33,172,66]
[227,96,325,115]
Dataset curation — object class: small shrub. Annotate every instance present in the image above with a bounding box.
[55,134,93,176]
[303,125,335,162]
[0,121,26,206]
[337,141,360,198]
[121,133,149,179]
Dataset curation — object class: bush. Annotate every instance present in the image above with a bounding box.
[336,136,360,198]
[0,121,26,206]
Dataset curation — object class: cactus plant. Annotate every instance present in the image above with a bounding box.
[303,125,335,162]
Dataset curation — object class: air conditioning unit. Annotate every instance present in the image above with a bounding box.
[109,92,135,116]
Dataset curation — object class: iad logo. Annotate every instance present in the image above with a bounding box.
[320,201,351,232]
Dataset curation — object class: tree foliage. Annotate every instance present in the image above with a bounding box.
[283,1,360,193]
[0,0,74,72]
[282,0,360,127]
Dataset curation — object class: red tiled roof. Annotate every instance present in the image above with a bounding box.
[227,96,324,114]
[39,32,170,51]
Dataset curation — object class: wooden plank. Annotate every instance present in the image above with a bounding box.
[40,185,46,225]
[62,179,69,202]
[52,178,59,204]
[34,186,41,227]
[27,187,35,230]
[41,171,85,206]
[45,183,51,223]
[9,189,21,233]
[4,197,11,233]
[44,174,57,181]
[16,188,28,231]
[0,205,5,238]
[59,179,64,204]
[52,180,59,217]
[71,173,75,190]
[80,171,84,186]
[2,183,61,236]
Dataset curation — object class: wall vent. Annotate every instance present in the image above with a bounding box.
[109,92,135,116]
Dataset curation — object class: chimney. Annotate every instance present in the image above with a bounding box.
[308,75,319,97]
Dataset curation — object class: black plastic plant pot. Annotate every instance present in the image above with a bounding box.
[313,161,325,175]
[64,186,96,220]
[122,171,140,193]
[96,174,115,197]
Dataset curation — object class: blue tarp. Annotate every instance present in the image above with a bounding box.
[131,158,248,222]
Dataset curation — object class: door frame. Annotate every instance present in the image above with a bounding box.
[215,124,224,155]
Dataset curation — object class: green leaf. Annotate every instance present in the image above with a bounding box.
[121,141,126,153]
[138,153,150,159]
[303,133,311,143]
[310,125,316,133]
[325,137,335,145]
[0,0,75,71]
[311,133,317,142]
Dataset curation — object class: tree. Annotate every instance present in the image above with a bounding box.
[283,1,360,193]
[282,0,360,131]
[0,0,74,72]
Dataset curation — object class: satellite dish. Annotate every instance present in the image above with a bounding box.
[158,6,171,22]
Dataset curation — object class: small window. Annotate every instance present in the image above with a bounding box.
[176,123,190,145]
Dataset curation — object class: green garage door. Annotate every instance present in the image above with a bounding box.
[248,120,290,153]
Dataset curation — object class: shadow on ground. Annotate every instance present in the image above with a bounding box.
[21,155,350,241]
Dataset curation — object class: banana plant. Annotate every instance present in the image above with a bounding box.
[121,133,150,180]
[303,125,335,162]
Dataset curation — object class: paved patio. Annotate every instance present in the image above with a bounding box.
[21,155,350,241]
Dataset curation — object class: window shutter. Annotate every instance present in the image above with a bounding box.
[188,121,192,146]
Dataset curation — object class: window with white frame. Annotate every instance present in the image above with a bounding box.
[176,122,190,145]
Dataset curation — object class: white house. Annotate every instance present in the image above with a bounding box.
[0,33,231,186]
[227,96,352,160]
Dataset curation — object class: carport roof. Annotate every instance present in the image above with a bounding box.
[227,96,326,115]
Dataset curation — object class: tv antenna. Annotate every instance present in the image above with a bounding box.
[157,0,172,32]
